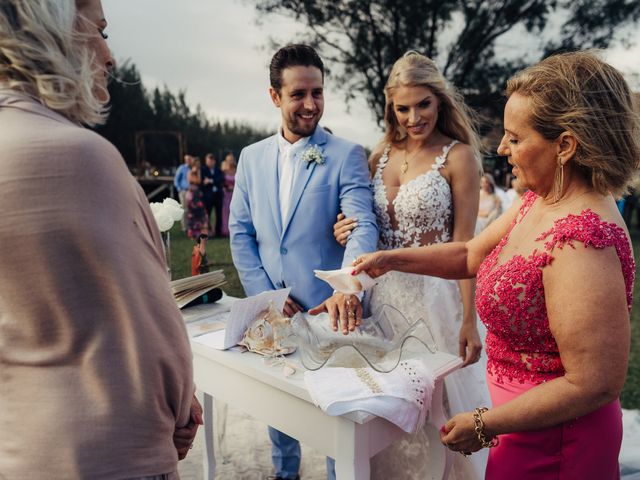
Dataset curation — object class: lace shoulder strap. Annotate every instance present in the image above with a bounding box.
[538,209,635,308]
[373,144,392,178]
[432,140,459,170]
[378,144,391,168]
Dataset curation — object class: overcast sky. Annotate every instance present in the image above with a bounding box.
[102,0,640,150]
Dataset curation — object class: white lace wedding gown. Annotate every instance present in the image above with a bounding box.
[366,141,490,480]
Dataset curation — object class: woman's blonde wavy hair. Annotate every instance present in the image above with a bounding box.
[506,50,640,196]
[0,0,107,126]
[381,51,482,162]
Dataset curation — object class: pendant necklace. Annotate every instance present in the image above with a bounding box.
[400,147,423,175]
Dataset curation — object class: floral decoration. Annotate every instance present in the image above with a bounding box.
[150,197,184,232]
[301,144,326,169]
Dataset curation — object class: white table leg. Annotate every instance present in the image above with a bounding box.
[197,390,216,480]
[334,418,371,480]
[428,380,454,479]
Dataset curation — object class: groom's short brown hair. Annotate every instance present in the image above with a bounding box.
[269,44,324,94]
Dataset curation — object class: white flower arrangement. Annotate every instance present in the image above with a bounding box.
[150,197,184,232]
[301,144,326,169]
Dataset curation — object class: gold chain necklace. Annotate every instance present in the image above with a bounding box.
[400,147,423,175]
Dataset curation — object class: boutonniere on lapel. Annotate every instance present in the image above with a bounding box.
[301,144,326,169]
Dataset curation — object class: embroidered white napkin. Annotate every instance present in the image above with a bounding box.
[304,359,435,433]
[314,267,377,295]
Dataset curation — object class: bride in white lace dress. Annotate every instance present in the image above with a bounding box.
[335,52,490,479]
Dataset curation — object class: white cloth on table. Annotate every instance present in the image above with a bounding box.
[304,359,435,433]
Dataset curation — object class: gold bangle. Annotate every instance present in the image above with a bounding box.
[473,407,499,448]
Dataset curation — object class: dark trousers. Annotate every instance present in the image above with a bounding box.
[204,192,223,236]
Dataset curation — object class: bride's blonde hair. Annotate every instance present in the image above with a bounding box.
[381,51,481,161]
[0,0,107,126]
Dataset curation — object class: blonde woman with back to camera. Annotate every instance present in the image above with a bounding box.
[0,1,201,478]
[476,173,502,233]
[353,50,638,479]
[335,51,490,479]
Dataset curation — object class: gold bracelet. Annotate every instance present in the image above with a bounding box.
[473,407,499,448]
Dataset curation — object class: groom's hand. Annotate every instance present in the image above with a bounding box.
[309,293,362,335]
[283,296,304,318]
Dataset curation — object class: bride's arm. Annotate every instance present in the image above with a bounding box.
[448,145,482,366]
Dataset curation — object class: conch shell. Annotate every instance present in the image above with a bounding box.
[239,302,296,356]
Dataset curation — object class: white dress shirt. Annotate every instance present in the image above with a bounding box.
[277,131,310,222]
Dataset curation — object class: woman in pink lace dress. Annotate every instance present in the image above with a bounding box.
[352,51,638,479]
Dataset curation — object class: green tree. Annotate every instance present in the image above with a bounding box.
[95,62,270,171]
[252,0,640,126]
[94,62,153,164]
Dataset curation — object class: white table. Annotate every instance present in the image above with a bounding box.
[185,299,462,480]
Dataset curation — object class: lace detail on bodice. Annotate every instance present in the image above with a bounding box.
[476,191,635,384]
[373,141,457,249]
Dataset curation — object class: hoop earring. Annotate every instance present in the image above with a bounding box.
[553,156,564,203]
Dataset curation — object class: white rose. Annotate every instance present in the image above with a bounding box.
[149,202,164,216]
[163,197,184,221]
[154,208,174,232]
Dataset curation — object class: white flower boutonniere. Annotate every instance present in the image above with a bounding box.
[301,144,326,169]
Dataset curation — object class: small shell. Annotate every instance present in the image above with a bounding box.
[283,364,296,377]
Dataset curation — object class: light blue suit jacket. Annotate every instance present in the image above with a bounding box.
[229,126,378,310]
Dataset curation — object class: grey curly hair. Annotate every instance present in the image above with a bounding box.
[0,0,107,126]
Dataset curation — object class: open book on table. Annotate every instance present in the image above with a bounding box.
[171,269,227,309]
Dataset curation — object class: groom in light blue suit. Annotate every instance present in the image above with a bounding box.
[229,44,378,480]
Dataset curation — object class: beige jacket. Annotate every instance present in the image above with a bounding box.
[0,90,193,479]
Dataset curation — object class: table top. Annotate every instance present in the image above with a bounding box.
[184,296,463,419]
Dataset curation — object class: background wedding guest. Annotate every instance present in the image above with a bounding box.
[202,152,224,237]
[191,233,210,275]
[187,156,208,239]
[332,50,489,479]
[0,0,201,477]
[230,43,378,480]
[475,172,502,233]
[502,175,527,211]
[174,154,193,230]
[220,152,237,237]
[353,50,638,480]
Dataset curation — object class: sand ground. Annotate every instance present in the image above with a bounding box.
[177,399,326,480]
[177,404,640,480]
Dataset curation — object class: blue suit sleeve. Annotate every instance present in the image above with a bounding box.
[338,145,379,267]
[173,167,183,190]
[229,150,276,296]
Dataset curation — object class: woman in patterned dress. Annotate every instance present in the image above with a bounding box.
[186,156,208,239]
[352,51,639,479]
[335,51,490,479]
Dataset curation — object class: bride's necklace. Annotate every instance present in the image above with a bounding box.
[400,147,423,175]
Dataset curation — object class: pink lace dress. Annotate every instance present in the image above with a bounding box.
[476,191,634,480]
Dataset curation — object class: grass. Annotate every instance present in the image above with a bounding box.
[622,230,640,409]
[167,224,244,298]
[167,224,640,410]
